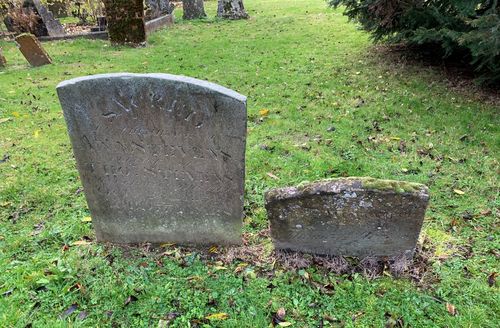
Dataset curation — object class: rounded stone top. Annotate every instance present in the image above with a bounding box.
[56,73,247,103]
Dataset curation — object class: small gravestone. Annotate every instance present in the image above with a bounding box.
[103,0,146,45]
[57,73,247,245]
[265,177,429,258]
[33,0,66,37]
[15,33,52,67]
[146,0,174,20]
[0,48,6,67]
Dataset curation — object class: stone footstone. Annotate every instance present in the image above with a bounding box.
[57,73,247,245]
[103,0,146,45]
[0,48,6,67]
[265,177,429,258]
[15,33,52,67]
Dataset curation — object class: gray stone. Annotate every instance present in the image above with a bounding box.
[217,0,249,20]
[265,177,429,258]
[33,0,66,37]
[57,73,247,245]
[183,0,206,20]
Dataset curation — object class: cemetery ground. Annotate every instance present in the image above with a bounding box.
[0,0,498,326]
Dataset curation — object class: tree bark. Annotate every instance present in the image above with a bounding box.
[217,0,249,20]
[182,0,206,20]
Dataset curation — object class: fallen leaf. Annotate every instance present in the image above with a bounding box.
[81,216,92,222]
[488,272,496,287]
[259,109,270,117]
[276,307,286,321]
[60,304,78,319]
[453,189,465,195]
[77,311,88,320]
[72,240,91,246]
[33,129,40,138]
[205,312,229,320]
[446,303,457,316]
[267,172,279,180]
[12,111,20,117]
[278,322,292,327]
[208,245,218,253]
[0,118,12,124]
[124,295,138,306]
[160,242,175,248]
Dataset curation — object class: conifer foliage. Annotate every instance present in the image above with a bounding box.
[329,0,499,85]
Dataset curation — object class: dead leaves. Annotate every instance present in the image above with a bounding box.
[273,307,292,326]
[488,272,497,287]
[446,302,457,316]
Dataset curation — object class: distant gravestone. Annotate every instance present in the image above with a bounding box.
[33,0,66,37]
[265,178,429,258]
[57,73,247,245]
[103,0,146,45]
[183,0,206,20]
[0,48,6,67]
[15,33,52,67]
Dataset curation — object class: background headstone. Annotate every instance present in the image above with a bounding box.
[265,177,429,258]
[57,73,247,245]
[15,33,52,67]
[217,0,249,20]
[146,0,174,20]
[103,0,146,45]
[33,0,66,37]
[182,0,206,20]
[0,48,6,67]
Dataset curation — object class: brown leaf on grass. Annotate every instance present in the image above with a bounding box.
[124,295,138,306]
[276,307,286,321]
[446,303,457,316]
[488,272,497,287]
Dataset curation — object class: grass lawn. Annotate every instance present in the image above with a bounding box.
[0,0,499,326]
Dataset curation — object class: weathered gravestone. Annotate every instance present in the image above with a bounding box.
[265,177,429,258]
[0,48,6,67]
[217,0,249,20]
[183,0,206,20]
[103,0,146,45]
[15,33,52,67]
[57,73,247,244]
[33,0,66,37]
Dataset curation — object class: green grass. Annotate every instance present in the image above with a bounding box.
[0,0,499,326]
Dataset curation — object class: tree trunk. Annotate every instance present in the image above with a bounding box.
[217,0,249,20]
[182,0,206,20]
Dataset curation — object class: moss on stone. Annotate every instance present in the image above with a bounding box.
[353,177,426,194]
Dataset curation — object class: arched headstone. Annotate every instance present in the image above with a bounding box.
[57,73,247,245]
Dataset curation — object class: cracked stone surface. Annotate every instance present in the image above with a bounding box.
[57,73,247,245]
[265,177,429,258]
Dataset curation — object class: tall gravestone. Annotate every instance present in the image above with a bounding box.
[265,178,429,258]
[103,0,146,45]
[57,73,247,245]
[33,0,66,37]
